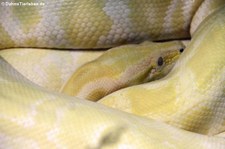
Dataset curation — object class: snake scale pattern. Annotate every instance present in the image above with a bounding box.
[0,0,225,148]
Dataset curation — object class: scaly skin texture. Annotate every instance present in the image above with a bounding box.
[61,41,185,101]
[0,0,225,148]
[99,6,225,136]
[0,48,104,92]
[1,57,225,149]
[0,0,204,49]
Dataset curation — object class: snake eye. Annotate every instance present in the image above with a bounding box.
[179,48,184,53]
[157,57,163,66]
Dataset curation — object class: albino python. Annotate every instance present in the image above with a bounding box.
[61,41,185,101]
[0,0,225,148]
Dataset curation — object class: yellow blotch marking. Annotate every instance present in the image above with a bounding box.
[59,0,112,48]
[100,78,180,121]
[86,88,108,101]
[62,63,120,96]
[12,0,42,34]
[76,51,104,64]
[0,25,15,49]
[23,38,39,47]
[128,1,171,40]
[168,1,188,37]
[169,104,214,134]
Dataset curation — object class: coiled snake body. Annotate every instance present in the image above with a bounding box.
[0,0,225,148]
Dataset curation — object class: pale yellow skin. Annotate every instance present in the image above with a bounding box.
[61,41,185,101]
[0,0,225,148]
[1,57,225,149]
[99,6,225,136]
[0,48,104,92]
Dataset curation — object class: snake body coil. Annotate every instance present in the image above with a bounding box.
[0,0,225,148]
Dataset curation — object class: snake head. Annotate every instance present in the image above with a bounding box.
[145,41,185,81]
[61,41,185,101]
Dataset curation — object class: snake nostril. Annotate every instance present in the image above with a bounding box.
[179,48,184,53]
